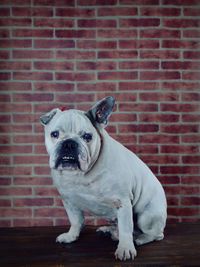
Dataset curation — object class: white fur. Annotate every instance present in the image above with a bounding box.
[42,109,167,261]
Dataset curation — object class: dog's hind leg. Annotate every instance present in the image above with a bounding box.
[134,209,166,246]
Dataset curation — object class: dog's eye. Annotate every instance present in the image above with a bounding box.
[82,132,93,143]
[51,131,59,139]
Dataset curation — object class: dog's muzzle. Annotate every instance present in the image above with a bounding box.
[55,139,81,170]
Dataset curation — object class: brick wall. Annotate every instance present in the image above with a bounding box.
[0,0,199,227]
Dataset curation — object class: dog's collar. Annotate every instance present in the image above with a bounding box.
[60,106,67,112]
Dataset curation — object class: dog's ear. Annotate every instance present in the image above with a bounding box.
[40,108,59,125]
[86,96,115,127]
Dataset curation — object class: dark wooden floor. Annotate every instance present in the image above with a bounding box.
[0,223,199,267]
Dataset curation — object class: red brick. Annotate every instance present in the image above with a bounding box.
[0,73,11,80]
[13,93,53,102]
[119,124,159,133]
[182,93,200,101]
[181,176,200,184]
[14,177,52,186]
[158,176,180,185]
[162,40,199,49]
[34,39,75,49]
[119,61,159,70]
[161,125,199,134]
[98,71,138,80]
[162,61,200,70]
[14,155,47,165]
[161,145,198,154]
[56,29,96,38]
[181,197,200,206]
[34,207,66,217]
[0,94,11,102]
[141,7,180,16]
[0,61,31,70]
[12,7,53,17]
[162,82,200,91]
[13,29,53,38]
[13,72,53,81]
[13,219,53,227]
[0,187,32,196]
[78,0,117,5]
[119,40,159,49]
[34,166,50,176]
[13,50,54,59]
[0,29,9,38]
[0,39,31,48]
[55,72,95,81]
[78,19,117,28]
[183,71,200,80]
[139,92,178,101]
[164,19,200,28]
[183,30,200,38]
[56,7,95,17]
[167,207,199,217]
[0,199,11,207]
[182,136,200,144]
[119,103,158,112]
[161,166,200,175]
[0,18,31,26]
[77,40,117,49]
[34,82,74,92]
[184,8,200,16]
[0,7,10,16]
[140,50,180,59]
[34,18,74,28]
[0,51,10,59]
[139,135,179,144]
[139,114,179,123]
[120,0,159,4]
[97,61,117,71]
[98,29,137,38]
[140,71,180,80]
[119,82,159,91]
[98,7,137,16]
[34,0,75,6]
[98,50,138,59]
[161,103,199,113]
[0,208,32,218]
[120,18,160,27]
[140,29,180,39]
[182,156,200,164]
[163,0,200,6]
[184,51,200,60]
[13,198,54,207]
[34,61,74,71]
[77,82,116,92]
[141,155,179,165]
[55,93,94,103]
[182,114,200,122]
[0,221,11,227]
[76,61,96,70]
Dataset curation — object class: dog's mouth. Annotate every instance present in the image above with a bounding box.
[55,155,80,170]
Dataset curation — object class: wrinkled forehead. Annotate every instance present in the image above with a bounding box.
[52,110,93,134]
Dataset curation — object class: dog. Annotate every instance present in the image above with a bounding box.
[40,96,167,261]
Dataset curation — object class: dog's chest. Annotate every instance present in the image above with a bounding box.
[56,177,119,219]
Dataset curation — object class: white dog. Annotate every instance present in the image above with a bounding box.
[40,96,167,261]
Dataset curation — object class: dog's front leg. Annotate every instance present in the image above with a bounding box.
[115,200,137,261]
[56,201,84,244]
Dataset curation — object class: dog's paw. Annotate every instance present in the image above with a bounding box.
[115,243,137,261]
[56,232,78,244]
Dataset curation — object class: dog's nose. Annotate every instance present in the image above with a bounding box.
[63,139,78,151]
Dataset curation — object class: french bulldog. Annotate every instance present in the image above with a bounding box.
[40,96,167,261]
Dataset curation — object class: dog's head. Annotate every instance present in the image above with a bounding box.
[40,96,115,173]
